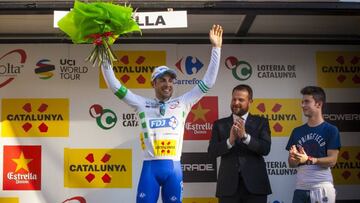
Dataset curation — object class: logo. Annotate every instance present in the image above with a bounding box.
[100,51,166,89]
[0,198,19,203]
[0,49,26,88]
[184,96,218,140]
[181,153,217,182]
[225,56,297,81]
[149,116,178,130]
[1,98,69,137]
[121,113,139,127]
[332,147,360,185]
[35,59,55,79]
[64,148,132,188]
[62,196,86,203]
[268,200,285,203]
[323,103,360,132]
[89,104,117,130]
[153,140,177,156]
[3,145,41,190]
[250,99,302,137]
[59,58,88,80]
[266,161,297,176]
[174,55,203,85]
[225,56,252,81]
[316,51,360,88]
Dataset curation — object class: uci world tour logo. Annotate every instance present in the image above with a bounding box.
[225,56,252,81]
[89,104,117,130]
[0,49,27,88]
[34,59,55,80]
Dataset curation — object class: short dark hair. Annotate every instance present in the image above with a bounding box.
[232,84,253,100]
[301,86,326,110]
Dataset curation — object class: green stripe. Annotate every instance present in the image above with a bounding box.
[139,112,145,119]
[115,86,128,99]
[139,112,147,128]
[144,132,148,138]
[197,80,209,93]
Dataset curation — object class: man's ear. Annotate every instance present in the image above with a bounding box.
[315,101,322,109]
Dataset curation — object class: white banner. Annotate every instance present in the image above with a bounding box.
[54,10,187,29]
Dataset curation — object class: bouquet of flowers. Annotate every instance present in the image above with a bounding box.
[58,0,141,67]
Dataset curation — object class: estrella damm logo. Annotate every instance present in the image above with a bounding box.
[149,116,179,130]
[183,198,218,203]
[0,198,19,203]
[0,49,27,88]
[153,140,177,156]
[249,99,302,137]
[1,98,69,137]
[316,51,360,88]
[64,148,132,188]
[3,145,41,190]
[99,51,166,89]
[184,96,218,140]
[332,146,360,185]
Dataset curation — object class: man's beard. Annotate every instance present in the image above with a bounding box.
[231,106,247,117]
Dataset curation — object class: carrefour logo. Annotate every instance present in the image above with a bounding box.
[174,56,204,85]
[149,116,178,129]
[89,104,117,130]
[225,56,252,81]
[0,49,27,88]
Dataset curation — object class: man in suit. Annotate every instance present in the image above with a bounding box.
[208,84,272,203]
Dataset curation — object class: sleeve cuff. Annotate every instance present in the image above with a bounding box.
[226,138,233,149]
[242,133,251,145]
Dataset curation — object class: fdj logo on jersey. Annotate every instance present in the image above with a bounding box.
[150,116,178,130]
[89,104,117,130]
[225,56,252,81]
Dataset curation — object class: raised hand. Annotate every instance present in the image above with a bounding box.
[209,24,223,48]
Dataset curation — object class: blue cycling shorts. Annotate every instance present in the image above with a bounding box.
[136,160,183,203]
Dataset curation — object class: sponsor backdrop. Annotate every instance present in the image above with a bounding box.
[0,44,359,203]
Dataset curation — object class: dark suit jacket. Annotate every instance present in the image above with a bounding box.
[208,113,272,197]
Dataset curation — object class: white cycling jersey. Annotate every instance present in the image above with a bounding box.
[101,47,221,161]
